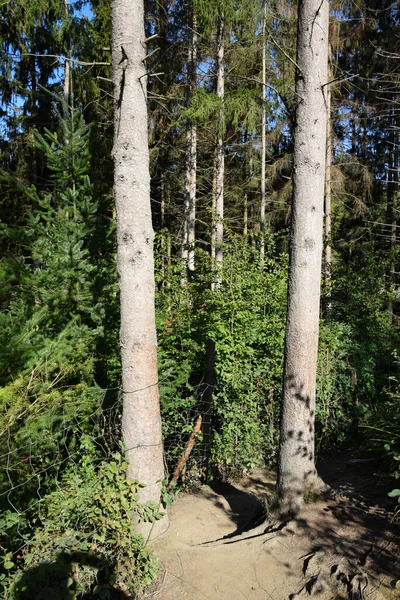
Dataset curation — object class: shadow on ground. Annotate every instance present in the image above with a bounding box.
[10,551,129,600]
[195,469,277,541]
[150,456,400,600]
[264,455,400,599]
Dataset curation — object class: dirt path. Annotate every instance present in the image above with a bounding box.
[148,455,400,600]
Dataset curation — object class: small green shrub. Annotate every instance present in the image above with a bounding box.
[1,443,161,599]
[156,233,287,479]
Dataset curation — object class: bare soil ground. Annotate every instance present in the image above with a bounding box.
[147,454,400,600]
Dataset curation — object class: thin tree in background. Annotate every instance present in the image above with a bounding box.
[112,0,168,538]
[182,7,198,278]
[260,0,267,265]
[324,46,332,298]
[387,123,398,323]
[212,15,225,286]
[277,0,329,515]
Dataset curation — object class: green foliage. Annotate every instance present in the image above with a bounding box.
[0,105,103,387]
[363,380,400,520]
[160,480,179,508]
[156,228,400,480]
[362,356,400,474]
[156,232,287,479]
[0,5,399,595]
[0,103,153,599]
[316,244,398,451]
[1,446,159,599]
[316,321,360,448]
[388,489,400,521]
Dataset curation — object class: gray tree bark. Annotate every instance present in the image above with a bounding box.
[63,0,70,109]
[324,55,332,298]
[112,0,168,539]
[260,1,267,265]
[182,10,198,278]
[277,0,329,516]
[387,123,398,323]
[212,16,225,288]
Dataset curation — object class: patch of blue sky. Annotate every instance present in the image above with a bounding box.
[1,1,93,137]
[71,1,93,20]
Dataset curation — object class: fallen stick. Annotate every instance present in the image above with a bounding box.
[170,415,202,486]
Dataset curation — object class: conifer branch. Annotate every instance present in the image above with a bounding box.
[22,53,110,66]
[267,35,302,73]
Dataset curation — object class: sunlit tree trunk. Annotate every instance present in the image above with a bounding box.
[63,0,71,150]
[387,124,398,323]
[277,0,329,516]
[112,0,168,539]
[63,0,70,109]
[260,1,267,265]
[324,55,332,299]
[212,16,225,288]
[182,9,198,279]
[243,129,249,240]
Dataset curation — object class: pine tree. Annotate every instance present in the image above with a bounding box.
[277,0,330,515]
[112,0,168,538]
[0,103,102,389]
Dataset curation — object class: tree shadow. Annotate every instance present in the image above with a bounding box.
[262,452,400,599]
[12,551,130,600]
[210,480,267,534]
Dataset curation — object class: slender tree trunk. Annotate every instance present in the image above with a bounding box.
[250,144,256,253]
[31,56,38,185]
[212,16,225,287]
[243,130,249,240]
[277,0,329,516]
[182,9,198,279]
[324,56,332,298]
[211,152,217,262]
[160,171,166,289]
[112,0,168,539]
[63,0,70,145]
[244,194,248,239]
[63,0,71,108]
[388,125,398,323]
[260,1,267,265]
[64,58,70,108]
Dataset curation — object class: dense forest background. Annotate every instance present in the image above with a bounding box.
[0,0,399,597]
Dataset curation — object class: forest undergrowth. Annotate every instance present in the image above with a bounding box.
[0,114,398,597]
[0,116,399,593]
[1,2,400,592]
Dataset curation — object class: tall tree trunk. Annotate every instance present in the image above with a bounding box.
[64,58,70,109]
[324,55,332,299]
[260,1,267,265]
[387,125,398,323]
[244,189,248,239]
[277,0,329,516]
[243,129,249,240]
[160,171,166,289]
[63,0,70,145]
[212,16,225,287]
[63,0,71,108]
[182,9,198,278]
[112,0,168,539]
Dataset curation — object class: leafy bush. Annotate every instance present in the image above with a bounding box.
[0,104,158,599]
[1,444,161,599]
[155,233,287,479]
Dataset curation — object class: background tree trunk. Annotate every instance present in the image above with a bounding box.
[212,16,225,287]
[387,116,398,323]
[182,9,198,279]
[112,0,168,539]
[277,0,329,516]
[324,53,332,300]
[260,1,267,265]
